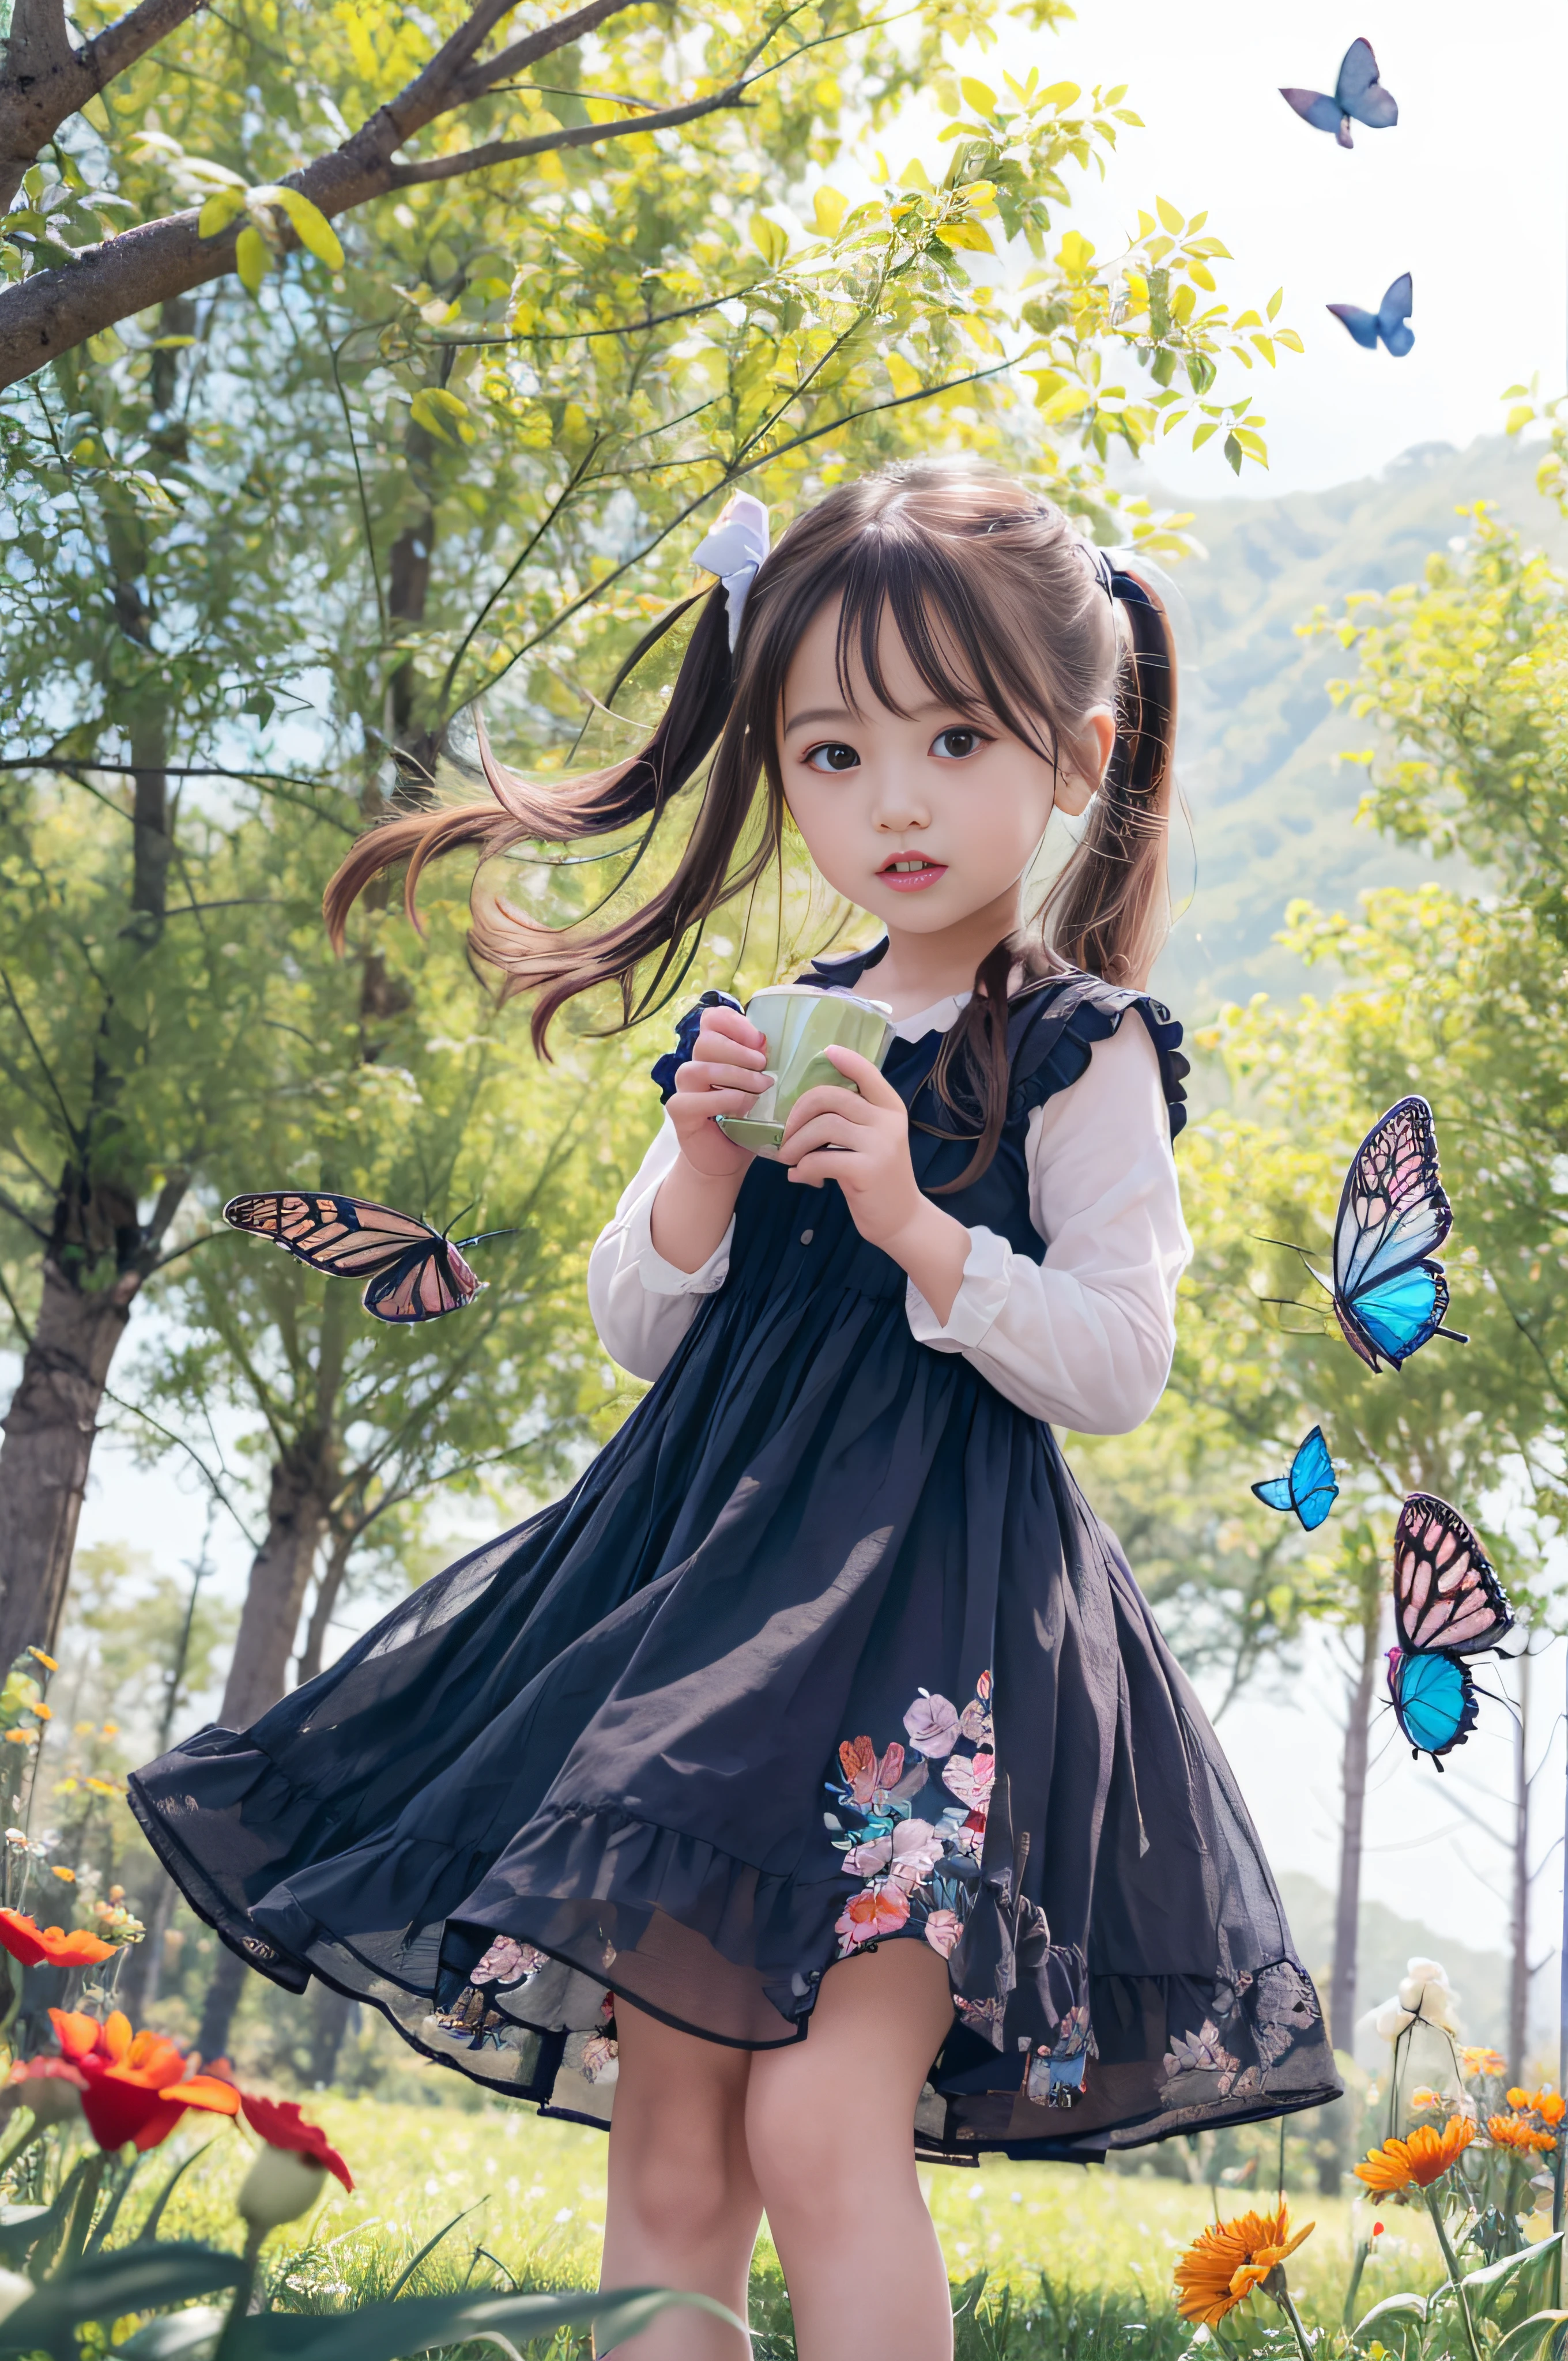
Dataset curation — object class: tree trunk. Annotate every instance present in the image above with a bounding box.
[0,1251,136,1666]
[220,1447,330,1729]
[197,1944,246,2066]
[296,1522,354,1688]
[309,1984,356,2088]
[120,1868,177,2019]
[1329,1598,1380,2054]
[1509,1651,1532,2081]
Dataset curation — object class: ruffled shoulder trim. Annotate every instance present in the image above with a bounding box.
[1007,972,1188,1142]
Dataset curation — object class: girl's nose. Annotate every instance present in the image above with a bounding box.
[872,772,932,833]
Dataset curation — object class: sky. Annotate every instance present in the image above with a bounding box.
[25,0,1568,2045]
[904,0,1568,496]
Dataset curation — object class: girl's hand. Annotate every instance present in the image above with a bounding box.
[668,1004,771,1179]
[779,1047,971,1318]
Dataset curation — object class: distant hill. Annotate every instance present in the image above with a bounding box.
[1146,433,1568,1016]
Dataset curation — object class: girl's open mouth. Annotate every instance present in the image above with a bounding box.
[878,855,948,892]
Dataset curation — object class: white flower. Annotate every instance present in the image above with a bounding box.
[1373,1956,1461,2043]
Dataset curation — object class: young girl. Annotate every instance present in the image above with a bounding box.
[131,462,1339,2359]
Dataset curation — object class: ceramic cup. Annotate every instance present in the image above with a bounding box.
[715,985,895,1158]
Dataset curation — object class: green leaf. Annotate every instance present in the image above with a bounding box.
[1155,195,1183,233]
[0,2244,244,2353]
[959,77,996,116]
[813,186,847,236]
[1494,2309,1568,2361]
[409,389,472,446]
[250,185,344,269]
[1351,2291,1427,2356]
[749,213,788,267]
[1223,429,1244,474]
[221,2285,742,2360]
[234,225,267,295]
[1463,2232,1563,2326]
[117,2305,227,2358]
[196,188,246,239]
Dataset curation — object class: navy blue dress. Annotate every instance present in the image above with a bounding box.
[130,958,1340,2161]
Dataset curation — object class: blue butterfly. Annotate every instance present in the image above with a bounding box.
[1331,1096,1467,1371]
[1387,1493,1514,1766]
[1328,274,1414,358]
[1252,1426,1339,1531]
[1281,37,1399,148]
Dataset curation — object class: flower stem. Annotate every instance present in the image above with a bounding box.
[0,2122,42,2187]
[1424,2183,1483,2361]
[1341,2236,1370,2329]
[1272,2283,1316,2360]
[214,2224,264,2361]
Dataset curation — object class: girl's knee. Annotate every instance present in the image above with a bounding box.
[611,2099,752,2251]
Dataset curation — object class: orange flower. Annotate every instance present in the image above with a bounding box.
[1488,2112,1556,2155]
[1507,2086,1532,2109]
[0,1910,114,1968]
[1173,2202,1315,2326]
[1355,2115,1475,2193]
[1460,2047,1507,2078]
[48,2008,240,2151]
[1409,2086,1446,2111]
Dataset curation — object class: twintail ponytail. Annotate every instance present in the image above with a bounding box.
[1043,570,1177,991]
[322,581,749,1052]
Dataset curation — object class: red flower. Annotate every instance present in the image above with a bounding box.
[48,2008,240,2152]
[0,1911,114,1968]
[241,2094,353,2190]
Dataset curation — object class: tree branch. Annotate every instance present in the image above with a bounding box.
[387,81,749,188]
[0,0,749,385]
[0,0,208,212]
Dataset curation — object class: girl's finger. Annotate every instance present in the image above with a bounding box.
[672,1087,762,1119]
[674,1057,772,1096]
[779,1114,860,1163]
[822,1045,903,1109]
[779,1083,877,1138]
[698,1006,767,1053]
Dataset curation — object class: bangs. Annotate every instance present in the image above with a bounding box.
[830,529,1059,765]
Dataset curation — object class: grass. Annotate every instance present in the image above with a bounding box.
[133,2091,1491,2356]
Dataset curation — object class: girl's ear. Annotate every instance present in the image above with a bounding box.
[1053,707,1116,817]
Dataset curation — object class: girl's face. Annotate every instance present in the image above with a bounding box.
[779,595,1113,942]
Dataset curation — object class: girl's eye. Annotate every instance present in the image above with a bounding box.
[930,726,987,761]
[804,742,860,773]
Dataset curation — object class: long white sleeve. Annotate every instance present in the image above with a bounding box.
[586,1118,732,1381]
[903,1016,1190,1433]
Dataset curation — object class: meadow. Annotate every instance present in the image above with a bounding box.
[134,2094,1461,2357]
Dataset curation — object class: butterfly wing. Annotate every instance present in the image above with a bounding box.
[1328,303,1381,350]
[1377,273,1415,357]
[1393,1493,1515,1657]
[1288,1425,1339,1531]
[362,1240,481,1324]
[1252,1476,1296,1514]
[223,1193,438,1278]
[1336,37,1398,128]
[1280,86,1345,134]
[1390,1649,1477,1762]
[1333,1094,1452,1302]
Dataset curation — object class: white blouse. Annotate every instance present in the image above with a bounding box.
[586,989,1192,1436]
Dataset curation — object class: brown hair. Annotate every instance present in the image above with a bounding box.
[325,459,1177,1187]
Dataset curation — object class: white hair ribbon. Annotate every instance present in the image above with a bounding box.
[691,492,771,653]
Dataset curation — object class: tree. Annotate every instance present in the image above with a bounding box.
[1,0,1297,1676]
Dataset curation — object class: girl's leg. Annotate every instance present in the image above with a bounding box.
[744,1941,956,2361]
[598,1998,762,2359]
